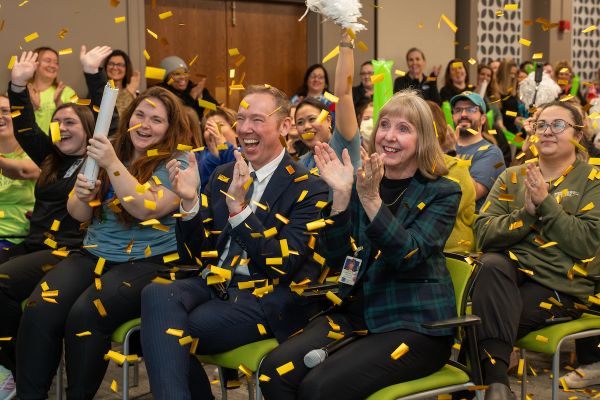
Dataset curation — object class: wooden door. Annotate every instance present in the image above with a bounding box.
[144,0,307,108]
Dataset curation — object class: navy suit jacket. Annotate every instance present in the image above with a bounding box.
[176,153,329,342]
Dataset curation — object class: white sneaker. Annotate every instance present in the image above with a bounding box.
[0,365,15,400]
[561,361,600,389]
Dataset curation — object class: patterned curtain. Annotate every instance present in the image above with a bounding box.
[572,0,600,84]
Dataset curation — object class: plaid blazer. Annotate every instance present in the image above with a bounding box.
[321,172,461,336]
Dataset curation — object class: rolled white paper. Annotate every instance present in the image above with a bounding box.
[82,83,119,184]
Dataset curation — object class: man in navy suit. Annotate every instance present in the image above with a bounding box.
[140,84,329,400]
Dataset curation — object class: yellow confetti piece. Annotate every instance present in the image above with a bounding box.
[316,109,329,123]
[480,201,492,214]
[581,202,595,212]
[217,174,230,183]
[145,66,166,81]
[517,358,525,377]
[323,91,339,103]
[198,99,217,111]
[327,331,344,340]
[539,302,552,310]
[509,220,523,230]
[505,110,518,117]
[114,16,126,23]
[391,343,410,360]
[144,199,157,210]
[439,14,458,32]
[179,336,193,346]
[93,299,107,317]
[509,251,518,261]
[583,25,597,34]
[276,361,294,376]
[110,379,118,392]
[404,248,419,259]
[163,253,180,263]
[228,48,240,56]
[240,99,250,109]
[50,121,61,143]
[94,257,106,276]
[468,57,477,65]
[519,38,532,46]
[297,189,308,203]
[257,323,267,335]
[143,50,150,61]
[394,69,406,77]
[539,241,558,249]
[166,328,184,337]
[41,290,59,298]
[24,32,39,43]
[264,227,278,238]
[7,55,17,70]
[76,331,92,337]
[49,219,61,231]
[44,237,57,249]
[535,335,549,343]
[159,10,173,19]
[210,265,232,280]
[504,3,519,10]
[498,194,515,202]
[146,28,158,39]
[326,290,342,306]
[259,374,271,382]
[589,158,600,166]
[322,46,340,63]
[238,363,253,377]
[370,73,384,84]
[532,52,543,60]
[306,219,327,231]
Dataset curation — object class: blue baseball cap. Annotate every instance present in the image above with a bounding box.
[450,91,487,113]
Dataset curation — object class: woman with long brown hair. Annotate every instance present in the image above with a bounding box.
[14,84,198,399]
[0,51,94,395]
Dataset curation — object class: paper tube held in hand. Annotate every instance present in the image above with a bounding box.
[82,84,119,184]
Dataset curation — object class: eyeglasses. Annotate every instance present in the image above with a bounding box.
[0,108,11,116]
[171,71,189,78]
[309,75,325,81]
[533,119,579,134]
[107,62,126,69]
[360,71,374,76]
[452,106,480,115]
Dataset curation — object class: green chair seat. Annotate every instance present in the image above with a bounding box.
[516,313,600,354]
[366,364,471,400]
[197,339,279,371]
[112,318,141,344]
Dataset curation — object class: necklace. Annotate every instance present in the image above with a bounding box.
[383,188,408,207]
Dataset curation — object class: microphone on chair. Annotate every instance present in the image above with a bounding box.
[303,335,358,368]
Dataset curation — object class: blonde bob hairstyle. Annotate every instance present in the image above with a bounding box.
[369,90,448,179]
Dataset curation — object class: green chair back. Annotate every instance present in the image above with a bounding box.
[445,253,478,316]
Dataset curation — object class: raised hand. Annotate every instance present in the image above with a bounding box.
[12,51,38,86]
[54,81,66,106]
[205,119,226,157]
[126,70,140,95]
[431,65,442,77]
[314,143,354,194]
[226,150,252,214]
[86,136,118,169]
[79,45,112,74]
[524,163,548,207]
[190,77,206,100]
[356,151,385,219]
[74,173,101,202]
[167,152,200,209]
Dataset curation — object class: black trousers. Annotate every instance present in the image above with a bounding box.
[472,252,582,385]
[259,313,453,400]
[16,251,162,400]
[0,248,64,376]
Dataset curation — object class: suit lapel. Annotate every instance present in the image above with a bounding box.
[252,154,295,222]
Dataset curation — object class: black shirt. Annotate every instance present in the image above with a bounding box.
[8,86,85,251]
[380,176,413,215]
[394,74,441,105]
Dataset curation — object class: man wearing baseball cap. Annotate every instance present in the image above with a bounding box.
[451,91,505,212]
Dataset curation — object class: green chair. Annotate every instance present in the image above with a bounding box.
[197,338,279,400]
[366,253,484,400]
[517,313,600,400]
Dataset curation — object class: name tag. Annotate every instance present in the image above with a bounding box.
[339,256,362,286]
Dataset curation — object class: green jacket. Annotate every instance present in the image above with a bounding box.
[475,159,600,300]
[321,172,461,336]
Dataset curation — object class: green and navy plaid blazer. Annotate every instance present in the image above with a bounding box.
[321,172,461,336]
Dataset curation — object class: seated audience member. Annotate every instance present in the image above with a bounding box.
[0,95,38,251]
[440,59,474,103]
[291,63,331,106]
[554,60,586,105]
[0,51,93,390]
[356,98,374,149]
[15,86,196,400]
[451,92,505,212]
[394,48,441,104]
[427,100,475,254]
[28,47,77,134]
[352,61,374,110]
[260,89,461,400]
[195,106,237,192]
[139,84,329,400]
[286,105,309,160]
[472,100,600,398]
[103,49,140,116]
[543,62,554,77]
[158,55,218,119]
[295,33,360,171]
[497,59,527,136]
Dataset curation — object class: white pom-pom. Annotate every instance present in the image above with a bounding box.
[299,0,366,32]
[589,98,600,135]
[518,72,561,108]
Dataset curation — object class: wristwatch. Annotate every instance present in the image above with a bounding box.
[339,41,354,49]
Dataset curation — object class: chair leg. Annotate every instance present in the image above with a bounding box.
[255,372,262,400]
[520,349,527,400]
[551,349,560,400]
[132,362,139,388]
[247,374,255,400]
[218,367,228,400]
